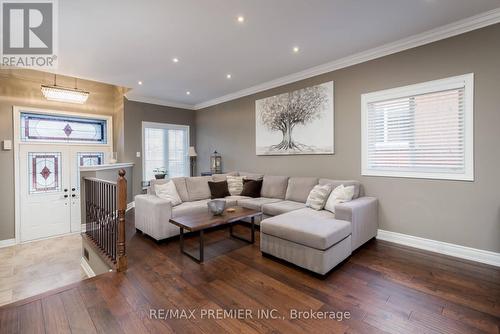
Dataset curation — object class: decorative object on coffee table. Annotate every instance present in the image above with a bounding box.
[207,199,226,215]
[169,206,262,263]
[188,146,197,176]
[153,167,167,179]
[109,152,118,164]
[210,150,222,174]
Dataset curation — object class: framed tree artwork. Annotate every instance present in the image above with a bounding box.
[255,81,334,155]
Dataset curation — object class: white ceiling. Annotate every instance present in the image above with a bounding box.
[57,0,500,108]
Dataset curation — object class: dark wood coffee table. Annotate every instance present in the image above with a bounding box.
[169,206,262,263]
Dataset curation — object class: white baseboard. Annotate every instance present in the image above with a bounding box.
[377,229,500,267]
[127,201,135,212]
[80,256,96,278]
[0,238,16,248]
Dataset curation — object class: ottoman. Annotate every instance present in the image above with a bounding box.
[260,208,352,275]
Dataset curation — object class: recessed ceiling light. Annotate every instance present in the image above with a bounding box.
[293,46,300,53]
[172,58,179,63]
[226,74,232,79]
[138,81,143,85]
[186,91,191,95]
[237,16,245,23]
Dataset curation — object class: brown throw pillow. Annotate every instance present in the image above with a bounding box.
[240,179,263,198]
[208,181,231,199]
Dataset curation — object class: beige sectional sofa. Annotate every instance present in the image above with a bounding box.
[134,172,378,275]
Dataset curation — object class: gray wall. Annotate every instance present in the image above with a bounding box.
[0,70,120,241]
[196,24,500,253]
[123,98,196,196]
[80,166,134,206]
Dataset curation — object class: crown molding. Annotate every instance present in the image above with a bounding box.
[193,8,500,110]
[124,93,195,110]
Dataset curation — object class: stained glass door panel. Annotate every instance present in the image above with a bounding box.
[28,153,62,194]
[20,145,71,242]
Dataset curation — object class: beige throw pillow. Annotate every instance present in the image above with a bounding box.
[324,184,355,213]
[155,180,182,206]
[227,176,244,195]
[305,184,332,210]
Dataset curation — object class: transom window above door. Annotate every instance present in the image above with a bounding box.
[142,122,190,181]
[21,112,108,144]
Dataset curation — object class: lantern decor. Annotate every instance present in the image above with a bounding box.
[210,150,222,174]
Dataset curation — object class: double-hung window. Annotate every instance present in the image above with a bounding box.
[142,122,190,181]
[361,74,474,181]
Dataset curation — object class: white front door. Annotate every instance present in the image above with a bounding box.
[19,145,109,242]
[19,145,72,241]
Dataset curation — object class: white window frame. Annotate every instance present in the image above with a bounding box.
[141,121,190,181]
[361,73,474,181]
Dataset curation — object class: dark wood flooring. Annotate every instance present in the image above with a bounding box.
[1,209,499,333]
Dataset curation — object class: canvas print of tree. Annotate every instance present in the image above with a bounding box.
[255,81,334,155]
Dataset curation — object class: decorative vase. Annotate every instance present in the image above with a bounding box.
[207,199,226,216]
[108,152,117,164]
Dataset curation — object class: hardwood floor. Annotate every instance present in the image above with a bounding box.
[1,209,499,333]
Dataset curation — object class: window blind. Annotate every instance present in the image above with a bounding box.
[143,123,189,181]
[362,74,473,180]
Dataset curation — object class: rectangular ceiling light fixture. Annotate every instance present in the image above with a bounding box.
[41,85,90,104]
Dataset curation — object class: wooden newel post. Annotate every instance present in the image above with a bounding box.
[117,169,128,272]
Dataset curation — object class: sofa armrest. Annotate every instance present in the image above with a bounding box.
[335,197,378,250]
[134,194,174,239]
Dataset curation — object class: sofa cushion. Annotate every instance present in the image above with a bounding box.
[172,199,210,218]
[224,195,250,207]
[324,185,355,213]
[149,179,166,194]
[150,178,189,202]
[172,178,189,202]
[261,175,289,199]
[319,179,362,199]
[208,181,231,199]
[293,207,336,219]
[212,171,239,182]
[306,184,333,210]
[185,176,212,201]
[285,177,318,203]
[155,180,182,206]
[262,200,306,216]
[241,179,263,198]
[261,209,351,250]
[238,197,282,211]
[227,176,244,195]
[239,171,264,180]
